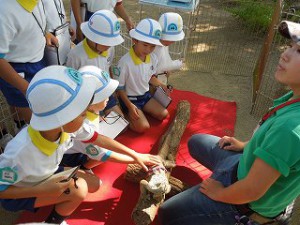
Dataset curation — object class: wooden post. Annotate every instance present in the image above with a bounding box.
[125,100,191,225]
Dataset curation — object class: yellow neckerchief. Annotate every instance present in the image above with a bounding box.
[129,46,150,65]
[83,39,108,59]
[86,111,100,127]
[17,0,39,12]
[28,125,69,156]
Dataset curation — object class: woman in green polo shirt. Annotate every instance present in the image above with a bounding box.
[158,20,300,225]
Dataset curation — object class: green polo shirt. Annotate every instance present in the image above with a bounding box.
[238,91,300,217]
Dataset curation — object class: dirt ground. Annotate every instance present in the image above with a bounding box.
[0,0,262,224]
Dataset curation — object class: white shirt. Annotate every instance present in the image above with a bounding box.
[116,48,158,96]
[44,0,67,32]
[82,0,122,12]
[65,113,110,162]
[0,0,46,62]
[152,45,183,74]
[0,124,94,188]
[66,40,114,73]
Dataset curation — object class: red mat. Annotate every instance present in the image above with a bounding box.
[16,89,236,225]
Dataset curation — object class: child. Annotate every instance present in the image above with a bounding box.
[0,0,58,127]
[152,12,185,85]
[66,9,124,116]
[0,65,100,224]
[43,0,74,65]
[71,0,134,42]
[158,20,300,225]
[116,18,169,133]
[61,65,162,171]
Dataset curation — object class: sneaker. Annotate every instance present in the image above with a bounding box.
[60,221,69,225]
[0,133,14,150]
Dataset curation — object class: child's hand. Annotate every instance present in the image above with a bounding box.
[136,153,162,166]
[128,104,140,120]
[161,85,172,96]
[45,32,59,47]
[134,153,162,171]
[37,176,73,197]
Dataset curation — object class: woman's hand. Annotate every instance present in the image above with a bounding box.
[199,178,224,201]
[218,136,246,152]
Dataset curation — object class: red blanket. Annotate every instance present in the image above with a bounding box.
[16,89,236,225]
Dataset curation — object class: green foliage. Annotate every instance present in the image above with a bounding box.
[226,0,276,34]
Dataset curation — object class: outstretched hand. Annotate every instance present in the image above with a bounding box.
[218,136,246,152]
[135,153,162,172]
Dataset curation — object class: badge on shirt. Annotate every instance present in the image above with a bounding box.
[86,144,100,156]
[0,167,18,183]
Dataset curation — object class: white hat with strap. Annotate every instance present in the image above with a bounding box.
[129,18,163,46]
[81,9,124,46]
[159,12,185,41]
[27,66,96,131]
[79,65,119,104]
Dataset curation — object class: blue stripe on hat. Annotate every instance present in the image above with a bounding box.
[27,79,81,117]
[88,12,119,38]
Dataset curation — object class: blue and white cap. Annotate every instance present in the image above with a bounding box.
[278,20,300,46]
[159,12,185,42]
[81,9,124,46]
[79,65,119,104]
[129,18,163,46]
[26,66,96,131]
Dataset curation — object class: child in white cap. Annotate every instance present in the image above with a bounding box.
[0,0,58,127]
[66,9,124,117]
[153,12,185,84]
[0,65,99,224]
[71,0,134,42]
[61,65,162,171]
[116,18,170,133]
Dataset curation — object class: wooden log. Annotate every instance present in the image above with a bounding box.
[128,100,191,225]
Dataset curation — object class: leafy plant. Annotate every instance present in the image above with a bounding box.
[226,0,276,34]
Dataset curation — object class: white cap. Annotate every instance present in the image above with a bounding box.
[278,20,300,45]
[81,9,124,46]
[26,66,96,131]
[159,12,185,41]
[129,18,163,46]
[79,65,119,104]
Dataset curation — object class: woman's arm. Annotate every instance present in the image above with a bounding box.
[200,158,280,204]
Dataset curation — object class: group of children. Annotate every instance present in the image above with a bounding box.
[0,0,185,224]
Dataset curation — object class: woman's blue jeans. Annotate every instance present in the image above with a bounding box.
[158,134,243,225]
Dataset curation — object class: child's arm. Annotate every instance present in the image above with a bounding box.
[71,0,84,41]
[0,59,28,95]
[92,134,161,171]
[108,151,161,166]
[114,2,134,31]
[0,176,72,199]
[149,76,170,95]
[118,89,140,120]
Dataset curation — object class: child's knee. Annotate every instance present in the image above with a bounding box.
[131,123,150,133]
[157,110,169,121]
[70,177,88,200]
